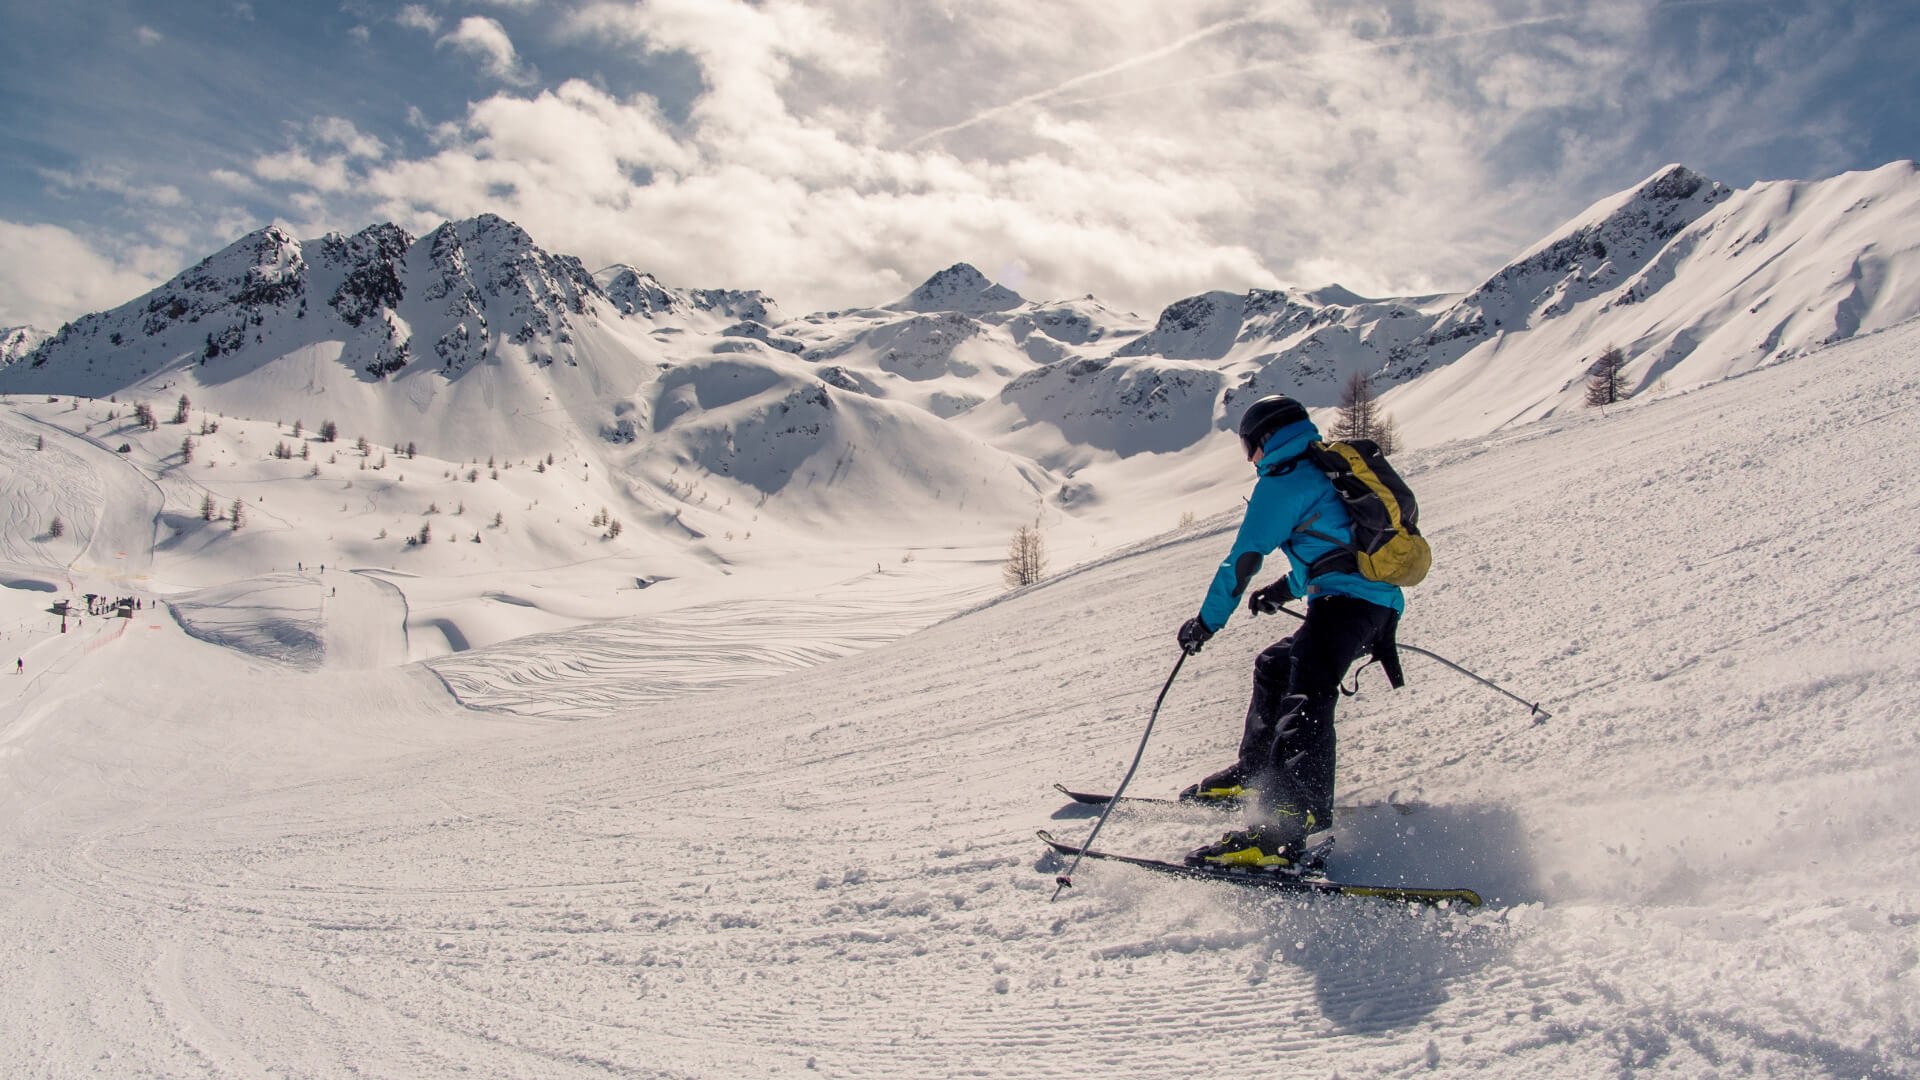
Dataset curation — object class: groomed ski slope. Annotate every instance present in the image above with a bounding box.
[3,320,1919,1077]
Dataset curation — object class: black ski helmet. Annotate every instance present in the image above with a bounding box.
[1237,395,1308,458]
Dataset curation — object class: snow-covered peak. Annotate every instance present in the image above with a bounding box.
[597,266,683,319]
[1,325,50,366]
[891,263,1024,314]
[1298,283,1375,308]
[1113,290,1249,360]
[596,265,781,326]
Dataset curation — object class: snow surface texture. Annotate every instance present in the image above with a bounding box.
[3,301,1918,1075]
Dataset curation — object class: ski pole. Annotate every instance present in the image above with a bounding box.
[1050,651,1186,901]
[1396,641,1551,721]
[1274,603,1550,721]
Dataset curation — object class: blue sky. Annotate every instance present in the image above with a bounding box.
[2,0,1916,329]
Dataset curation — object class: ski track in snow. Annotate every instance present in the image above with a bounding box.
[3,324,1920,1077]
[427,582,989,720]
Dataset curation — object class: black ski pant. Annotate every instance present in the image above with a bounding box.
[1235,595,1397,826]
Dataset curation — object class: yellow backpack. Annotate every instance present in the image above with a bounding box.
[1295,439,1432,587]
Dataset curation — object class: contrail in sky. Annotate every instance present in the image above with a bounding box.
[903,7,1583,147]
[1052,12,1577,110]
[901,8,1277,149]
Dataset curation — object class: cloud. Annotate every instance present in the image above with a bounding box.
[396,5,439,35]
[438,16,536,85]
[208,168,260,194]
[54,0,1897,326]
[135,26,164,47]
[40,167,186,208]
[310,116,386,160]
[0,221,174,329]
[249,117,387,194]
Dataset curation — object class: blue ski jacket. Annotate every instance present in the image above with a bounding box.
[1196,417,1405,632]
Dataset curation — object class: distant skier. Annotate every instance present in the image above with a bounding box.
[1173,396,1404,869]
[15,658,21,674]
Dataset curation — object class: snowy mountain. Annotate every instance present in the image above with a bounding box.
[888,262,1025,314]
[6,161,1920,566]
[1,324,49,366]
[1141,162,1920,444]
[594,264,782,327]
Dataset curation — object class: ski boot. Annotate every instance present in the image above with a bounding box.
[1183,806,1323,871]
[1177,763,1252,807]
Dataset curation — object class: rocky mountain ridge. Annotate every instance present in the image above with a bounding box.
[9,161,1920,466]
[1,325,47,365]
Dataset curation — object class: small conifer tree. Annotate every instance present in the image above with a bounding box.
[1331,372,1379,443]
[1374,413,1402,455]
[1586,345,1630,407]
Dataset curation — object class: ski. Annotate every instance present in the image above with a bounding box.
[1054,782,1420,816]
[1054,782,1228,809]
[1036,830,1482,907]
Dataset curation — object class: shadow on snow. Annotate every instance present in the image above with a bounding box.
[1040,799,1541,1034]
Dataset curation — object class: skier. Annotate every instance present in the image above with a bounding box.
[1173,395,1404,869]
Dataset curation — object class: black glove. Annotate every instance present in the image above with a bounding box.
[1246,578,1296,616]
[1177,616,1214,655]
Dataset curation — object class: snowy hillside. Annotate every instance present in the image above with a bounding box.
[1095,161,1920,447]
[3,308,1917,1076]
[10,164,1919,577]
[10,165,1920,571]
